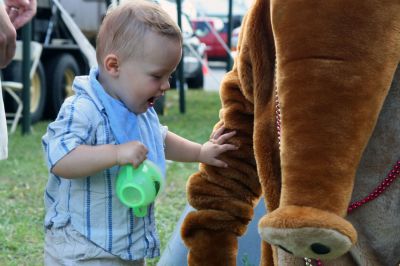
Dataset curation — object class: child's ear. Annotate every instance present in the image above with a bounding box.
[103,54,120,77]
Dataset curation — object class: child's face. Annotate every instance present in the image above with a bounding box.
[114,32,182,114]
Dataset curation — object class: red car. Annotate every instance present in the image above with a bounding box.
[191,17,228,61]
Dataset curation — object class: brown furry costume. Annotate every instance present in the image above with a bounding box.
[181,0,400,265]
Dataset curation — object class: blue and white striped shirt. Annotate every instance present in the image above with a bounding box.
[42,70,167,260]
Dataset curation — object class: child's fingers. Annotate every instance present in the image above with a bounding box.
[220,144,238,151]
[131,158,142,168]
[214,131,236,144]
[221,130,236,139]
[210,159,228,168]
[210,126,226,139]
[131,155,147,168]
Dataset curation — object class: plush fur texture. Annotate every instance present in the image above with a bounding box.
[181,0,400,265]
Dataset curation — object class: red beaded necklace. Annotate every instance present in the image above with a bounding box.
[274,92,399,266]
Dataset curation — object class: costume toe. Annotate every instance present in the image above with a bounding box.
[258,206,357,259]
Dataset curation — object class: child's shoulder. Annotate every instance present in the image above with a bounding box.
[58,93,103,123]
[63,93,98,111]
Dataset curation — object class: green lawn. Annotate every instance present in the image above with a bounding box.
[0,90,221,266]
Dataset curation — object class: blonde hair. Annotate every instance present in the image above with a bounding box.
[96,0,183,66]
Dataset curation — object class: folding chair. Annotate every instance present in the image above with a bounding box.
[2,41,42,133]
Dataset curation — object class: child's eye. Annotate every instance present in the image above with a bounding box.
[152,75,161,79]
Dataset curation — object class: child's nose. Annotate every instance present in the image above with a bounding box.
[161,80,170,91]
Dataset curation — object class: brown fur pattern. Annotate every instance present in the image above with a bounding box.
[181,0,400,265]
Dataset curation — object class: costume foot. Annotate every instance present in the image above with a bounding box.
[258,206,357,260]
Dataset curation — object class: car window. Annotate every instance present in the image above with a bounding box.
[194,22,209,32]
[193,21,210,37]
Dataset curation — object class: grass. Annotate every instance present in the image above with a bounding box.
[0,90,221,266]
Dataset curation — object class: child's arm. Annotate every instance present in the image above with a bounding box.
[52,141,148,179]
[165,127,237,167]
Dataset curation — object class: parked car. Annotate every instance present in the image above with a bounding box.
[191,17,228,61]
[192,15,245,62]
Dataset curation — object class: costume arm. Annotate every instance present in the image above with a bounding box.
[181,70,261,266]
[258,0,400,260]
[181,1,280,264]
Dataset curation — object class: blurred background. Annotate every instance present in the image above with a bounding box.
[1,0,253,126]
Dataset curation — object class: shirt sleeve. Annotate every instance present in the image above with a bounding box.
[160,124,168,141]
[42,96,98,170]
[159,124,168,149]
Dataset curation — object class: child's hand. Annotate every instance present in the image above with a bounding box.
[116,141,148,168]
[198,127,238,167]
